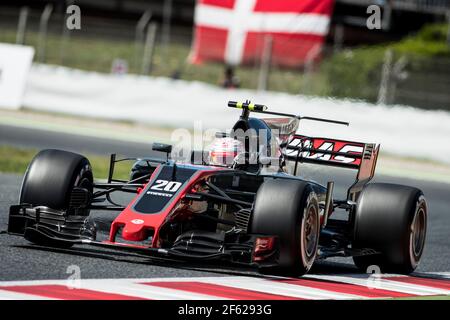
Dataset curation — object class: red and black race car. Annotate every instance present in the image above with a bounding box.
[8,101,428,275]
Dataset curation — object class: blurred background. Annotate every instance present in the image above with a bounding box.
[0,0,449,109]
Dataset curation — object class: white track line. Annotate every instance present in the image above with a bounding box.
[79,281,225,300]
[0,289,55,300]
[197,276,364,300]
[0,274,448,300]
[415,272,450,279]
[304,274,450,296]
[0,279,226,300]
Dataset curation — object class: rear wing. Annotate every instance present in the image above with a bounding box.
[284,135,380,200]
[226,100,379,200]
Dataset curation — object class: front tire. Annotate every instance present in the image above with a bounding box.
[20,149,93,247]
[353,183,427,274]
[250,179,320,275]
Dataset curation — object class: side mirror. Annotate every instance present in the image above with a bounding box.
[152,143,172,160]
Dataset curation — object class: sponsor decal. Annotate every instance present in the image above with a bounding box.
[145,179,183,198]
[146,191,173,198]
[150,180,182,192]
[133,166,197,214]
[286,135,364,166]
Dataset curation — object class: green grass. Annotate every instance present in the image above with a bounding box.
[0,145,131,180]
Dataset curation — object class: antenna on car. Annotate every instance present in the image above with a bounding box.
[228,101,349,126]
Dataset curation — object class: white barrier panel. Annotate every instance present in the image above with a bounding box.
[0,44,34,110]
[23,64,450,164]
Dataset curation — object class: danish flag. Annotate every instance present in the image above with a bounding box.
[189,0,335,67]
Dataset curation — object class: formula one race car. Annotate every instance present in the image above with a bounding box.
[8,101,427,275]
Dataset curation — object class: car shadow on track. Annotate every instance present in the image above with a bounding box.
[12,243,360,279]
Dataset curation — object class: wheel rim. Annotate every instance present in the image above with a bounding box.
[301,203,319,261]
[409,198,427,266]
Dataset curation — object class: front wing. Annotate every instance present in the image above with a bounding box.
[7,204,280,267]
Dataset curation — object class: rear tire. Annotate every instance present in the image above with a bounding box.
[20,149,93,248]
[353,183,427,274]
[250,179,320,275]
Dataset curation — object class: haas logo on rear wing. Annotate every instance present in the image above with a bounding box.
[285,135,380,200]
[285,135,379,171]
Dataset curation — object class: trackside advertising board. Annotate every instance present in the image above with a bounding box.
[0,43,34,110]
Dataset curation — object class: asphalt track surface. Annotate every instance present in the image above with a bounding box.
[0,124,449,281]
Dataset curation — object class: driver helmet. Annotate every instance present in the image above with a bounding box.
[208,137,245,167]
